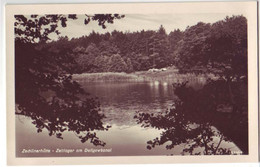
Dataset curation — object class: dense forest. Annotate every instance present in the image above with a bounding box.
[41,15,247,78]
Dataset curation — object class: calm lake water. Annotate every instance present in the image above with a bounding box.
[16,78,241,157]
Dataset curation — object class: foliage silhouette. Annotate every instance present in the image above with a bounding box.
[15,14,124,43]
[15,14,124,146]
[135,79,248,155]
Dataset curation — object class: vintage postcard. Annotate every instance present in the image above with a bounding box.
[6,1,258,165]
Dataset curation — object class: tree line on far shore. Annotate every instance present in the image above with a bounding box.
[43,15,247,78]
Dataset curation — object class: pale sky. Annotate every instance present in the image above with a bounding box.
[48,13,244,40]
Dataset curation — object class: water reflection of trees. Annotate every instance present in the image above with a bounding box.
[135,78,248,155]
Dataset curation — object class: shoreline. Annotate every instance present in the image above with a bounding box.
[72,67,210,83]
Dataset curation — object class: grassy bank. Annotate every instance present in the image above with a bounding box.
[73,66,208,83]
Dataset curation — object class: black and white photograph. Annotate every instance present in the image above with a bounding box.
[5,1,259,165]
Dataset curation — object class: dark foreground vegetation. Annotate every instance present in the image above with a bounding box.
[15,14,248,155]
[135,78,248,155]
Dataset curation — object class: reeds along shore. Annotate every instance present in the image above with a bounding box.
[72,68,210,83]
